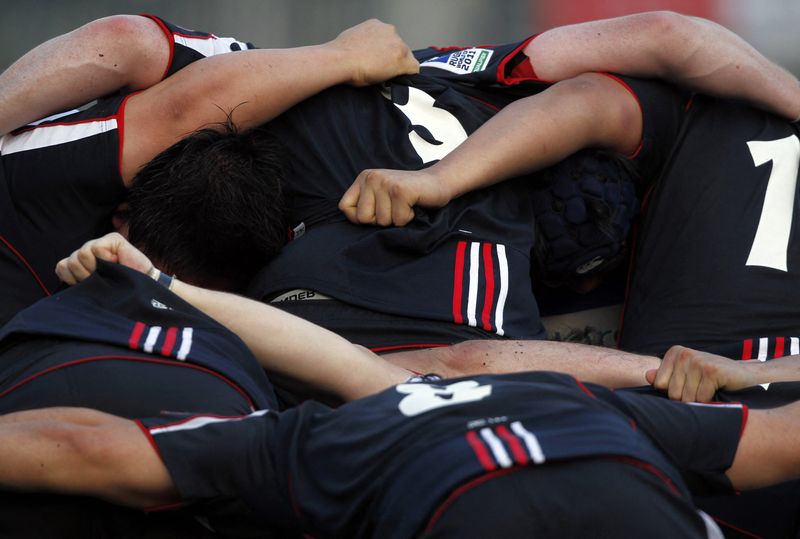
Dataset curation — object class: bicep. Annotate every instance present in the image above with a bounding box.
[524,11,679,82]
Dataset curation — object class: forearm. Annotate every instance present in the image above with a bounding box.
[729,401,800,491]
[0,15,169,135]
[529,11,800,120]
[431,73,639,201]
[170,280,409,400]
[385,339,659,388]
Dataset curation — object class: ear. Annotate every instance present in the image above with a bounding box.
[112,202,130,238]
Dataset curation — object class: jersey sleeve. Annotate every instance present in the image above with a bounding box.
[605,75,689,190]
[614,390,745,495]
[139,14,257,79]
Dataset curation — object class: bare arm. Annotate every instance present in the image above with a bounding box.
[647,345,800,402]
[56,233,410,401]
[384,338,659,389]
[526,11,800,121]
[0,407,175,508]
[340,72,639,226]
[0,15,170,135]
[120,19,417,182]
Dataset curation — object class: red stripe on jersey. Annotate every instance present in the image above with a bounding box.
[741,339,754,360]
[495,425,529,465]
[774,337,785,358]
[117,92,139,182]
[129,322,146,350]
[466,431,497,471]
[0,234,51,296]
[161,327,179,356]
[452,241,467,324]
[574,378,597,399]
[139,14,175,80]
[423,468,517,534]
[497,35,541,84]
[480,243,495,331]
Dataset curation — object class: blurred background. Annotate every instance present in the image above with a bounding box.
[1,0,799,74]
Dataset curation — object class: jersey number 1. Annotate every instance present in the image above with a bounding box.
[746,135,800,271]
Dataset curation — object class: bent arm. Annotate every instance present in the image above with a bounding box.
[0,15,170,136]
[527,11,800,121]
[0,407,175,508]
[121,19,417,181]
[340,72,640,225]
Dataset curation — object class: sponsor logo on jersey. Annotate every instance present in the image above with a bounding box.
[270,289,331,302]
[421,48,494,75]
[151,299,170,310]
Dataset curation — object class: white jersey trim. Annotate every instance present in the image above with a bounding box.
[0,118,118,156]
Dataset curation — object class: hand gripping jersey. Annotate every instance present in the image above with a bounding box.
[620,96,800,360]
[247,41,685,347]
[141,371,743,539]
[0,261,277,414]
[0,15,254,326]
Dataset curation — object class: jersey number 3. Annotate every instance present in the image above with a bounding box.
[746,135,800,272]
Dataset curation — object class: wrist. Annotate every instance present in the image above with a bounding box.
[147,266,175,290]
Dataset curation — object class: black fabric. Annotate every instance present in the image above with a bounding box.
[621,97,800,358]
[423,461,714,539]
[145,372,742,539]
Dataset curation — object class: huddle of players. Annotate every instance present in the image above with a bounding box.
[2,11,800,538]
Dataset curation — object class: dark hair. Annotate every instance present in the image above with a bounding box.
[127,120,288,290]
[532,149,641,283]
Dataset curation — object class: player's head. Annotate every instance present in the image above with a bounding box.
[126,120,288,291]
[532,149,640,288]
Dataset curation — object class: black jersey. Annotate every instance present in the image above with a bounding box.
[142,371,742,539]
[620,96,800,359]
[0,15,253,326]
[0,261,278,412]
[247,42,685,346]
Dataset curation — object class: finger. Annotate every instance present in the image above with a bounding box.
[644,369,658,385]
[697,374,717,403]
[355,172,378,225]
[680,360,702,403]
[55,258,78,285]
[390,184,416,226]
[339,181,363,223]
[65,252,93,283]
[374,183,394,227]
[666,353,688,401]
[652,350,677,391]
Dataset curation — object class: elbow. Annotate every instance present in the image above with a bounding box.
[633,11,702,76]
[73,15,169,89]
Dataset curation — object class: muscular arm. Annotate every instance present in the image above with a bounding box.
[384,338,659,389]
[527,11,800,121]
[120,19,417,182]
[0,15,170,135]
[340,72,640,225]
[0,407,175,508]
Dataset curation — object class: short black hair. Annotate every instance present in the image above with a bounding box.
[127,120,288,290]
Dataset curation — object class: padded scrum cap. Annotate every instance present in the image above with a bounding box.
[532,150,639,280]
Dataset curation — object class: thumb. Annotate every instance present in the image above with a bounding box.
[645,369,658,386]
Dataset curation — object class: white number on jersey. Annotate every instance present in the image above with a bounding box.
[386,86,468,164]
[396,380,492,416]
[746,135,800,271]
